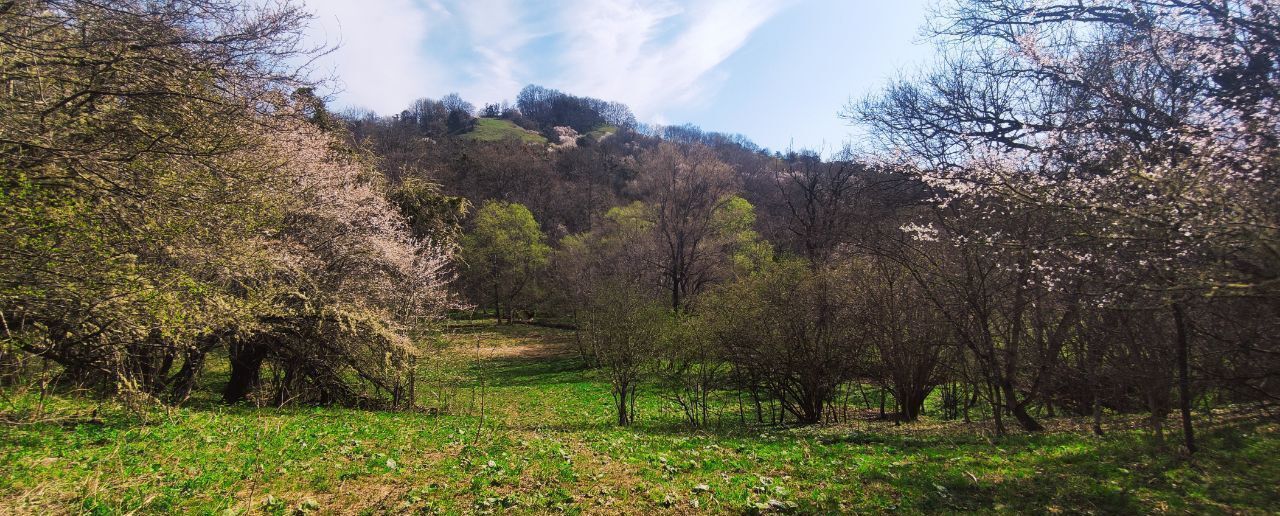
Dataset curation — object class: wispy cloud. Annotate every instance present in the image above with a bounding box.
[556,0,789,119]
[302,0,788,119]
[448,0,538,104]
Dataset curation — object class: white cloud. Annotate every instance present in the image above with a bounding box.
[300,0,787,118]
[302,0,440,114]
[449,0,538,104]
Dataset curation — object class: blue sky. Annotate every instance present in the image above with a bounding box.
[303,0,935,152]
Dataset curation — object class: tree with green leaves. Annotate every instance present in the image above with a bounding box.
[0,0,317,399]
[460,201,550,323]
[389,178,470,249]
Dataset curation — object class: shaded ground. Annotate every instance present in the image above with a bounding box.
[1,319,1277,514]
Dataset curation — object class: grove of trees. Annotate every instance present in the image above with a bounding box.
[1,0,455,408]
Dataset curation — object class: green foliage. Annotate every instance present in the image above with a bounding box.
[462,201,550,274]
[604,201,655,232]
[585,195,770,307]
[389,177,470,247]
[583,124,619,143]
[701,259,868,424]
[715,196,773,276]
[460,201,550,321]
[0,0,293,392]
[0,2,453,406]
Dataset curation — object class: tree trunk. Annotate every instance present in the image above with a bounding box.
[1092,393,1105,436]
[897,386,931,422]
[1172,303,1197,453]
[963,384,976,423]
[671,236,684,311]
[670,265,681,311]
[1147,389,1166,445]
[752,387,764,424]
[169,348,207,404]
[224,339,267,404]
[990,381,1006,436]
[615,383,631,426]
[796,390,824,425]
[878,388,887,419]
[1003,380,1043,431]
[169,331,224,404]
[492,280,502,324]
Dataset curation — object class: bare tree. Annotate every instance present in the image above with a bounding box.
[863,260,950,422]
[579,284,669,426]
[707,260,868,425]
[632,142,740,310]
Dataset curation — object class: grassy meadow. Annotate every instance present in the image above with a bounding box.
[1,320,1276,514]
[464,119,549,145]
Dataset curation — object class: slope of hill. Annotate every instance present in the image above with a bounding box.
[584,124,618,142]
[465,118,548,144]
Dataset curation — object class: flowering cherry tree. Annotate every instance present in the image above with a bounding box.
[855,0,1279,448]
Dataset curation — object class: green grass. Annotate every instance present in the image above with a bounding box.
[583,125,618,142]
[464,118,548,145]
[2,320,1277,514]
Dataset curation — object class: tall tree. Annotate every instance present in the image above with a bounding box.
[632,143,740,310]
[0,0,455,406]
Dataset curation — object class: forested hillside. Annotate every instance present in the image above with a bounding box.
[2,0,1278,513]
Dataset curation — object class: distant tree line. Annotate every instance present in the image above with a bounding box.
[515,84,637,136]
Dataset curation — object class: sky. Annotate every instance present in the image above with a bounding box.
[301,0,936,153]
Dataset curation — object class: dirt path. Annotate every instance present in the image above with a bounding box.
[467,340,576,360]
